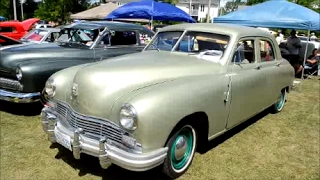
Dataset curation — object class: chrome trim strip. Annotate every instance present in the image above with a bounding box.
[0,88,40,103]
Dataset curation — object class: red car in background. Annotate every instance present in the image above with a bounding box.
[0,18,39,40]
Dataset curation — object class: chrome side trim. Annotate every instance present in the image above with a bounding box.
[0,88,40,103]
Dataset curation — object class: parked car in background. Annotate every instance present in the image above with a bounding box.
[34,24,53,29]
[20,28,61,44]
[297,35,320,49]
[0,21,154,104]
[41,23,295,179]
[0,18,39,40]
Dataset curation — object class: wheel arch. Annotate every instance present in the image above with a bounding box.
[164,111,209,152]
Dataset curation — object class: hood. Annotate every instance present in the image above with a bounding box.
[64,51,223,120]
[21,18,40,31]
[1,43,64,52]
[0,44,93,77]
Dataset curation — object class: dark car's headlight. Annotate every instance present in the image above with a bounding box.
[45,78,56,98]
[16,67,22,80]
[120,104,138,131]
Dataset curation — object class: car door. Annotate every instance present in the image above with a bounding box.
[226,37,268,129]
[258,37,285,105]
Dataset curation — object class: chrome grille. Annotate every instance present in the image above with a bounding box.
[0,77,23,91]
[55,102,124,143]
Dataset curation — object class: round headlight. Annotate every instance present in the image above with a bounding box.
[120,104,138,131]
[16,67,22,80]
[45,78,56,98]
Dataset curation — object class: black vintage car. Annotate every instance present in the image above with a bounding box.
[0,21,154,103]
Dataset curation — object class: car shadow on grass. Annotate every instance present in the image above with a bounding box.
[0,100,43,116]
[51,144,171,180]
[198,109,270,154]
[51,109,270,180]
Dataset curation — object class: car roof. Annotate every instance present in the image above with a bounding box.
[158,23,274,38]
[62,21,151,32]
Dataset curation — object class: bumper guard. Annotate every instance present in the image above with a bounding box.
[41,107,168,172]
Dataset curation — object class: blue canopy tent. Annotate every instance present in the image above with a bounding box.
[213,0,320,31]
[213,0,320,90]
[0,16,5,21]
[106,0,196,27]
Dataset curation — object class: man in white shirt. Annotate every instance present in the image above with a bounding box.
[276,30,283,45]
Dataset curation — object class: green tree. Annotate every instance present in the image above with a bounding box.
[0,0,39,21]
[0,0,11,20]
[224,0,246,14]
[35,0,90,23]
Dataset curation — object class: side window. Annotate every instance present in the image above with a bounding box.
[95,30,137,48]
[232,39,256,64]
[260,40,275,62]
[45,32,60,42]
[0,27,15,32]
[52,32,60,40]
[139,31,153,45]
[110,31,137,45]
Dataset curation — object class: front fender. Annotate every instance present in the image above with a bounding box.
[109,74,230,153]
[19,59,93,92]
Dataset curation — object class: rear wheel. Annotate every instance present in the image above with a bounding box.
[270,89,286,113]
[162,124,197,179]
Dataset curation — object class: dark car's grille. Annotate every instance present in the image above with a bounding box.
[0,77,23,91]
[55,101,125,143]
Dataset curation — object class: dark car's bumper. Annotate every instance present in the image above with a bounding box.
[0,88,40,103]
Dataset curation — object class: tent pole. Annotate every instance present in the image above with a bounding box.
[299,30,310,91]
[151,0,154,30]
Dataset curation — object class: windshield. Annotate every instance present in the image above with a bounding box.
[57,28,101,48]
[145,31,230,62]
[21,29,48,42]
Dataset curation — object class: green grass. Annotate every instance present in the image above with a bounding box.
[1,78,319,180]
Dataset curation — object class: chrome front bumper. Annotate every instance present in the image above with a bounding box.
[0,88,40,103]
[41,107,168,172]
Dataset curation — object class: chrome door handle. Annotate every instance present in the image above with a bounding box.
[275,62,281,66]
[255,65,262,70]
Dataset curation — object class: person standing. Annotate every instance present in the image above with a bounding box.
[287,30,301,55]
[287,30,302,75]
[276,30,283,45]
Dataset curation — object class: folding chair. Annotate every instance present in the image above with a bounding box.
[303,61,320,79]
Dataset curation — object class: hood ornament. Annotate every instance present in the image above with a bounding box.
[72,83,78,97]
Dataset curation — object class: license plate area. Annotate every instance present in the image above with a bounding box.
[54,128,72,151]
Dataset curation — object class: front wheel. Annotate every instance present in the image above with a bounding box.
[162,124,197,179]
[270,89,286,113]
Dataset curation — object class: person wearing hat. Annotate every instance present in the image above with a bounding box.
[310,32,317,41]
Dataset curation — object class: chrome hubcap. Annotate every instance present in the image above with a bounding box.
[174,135,187,160]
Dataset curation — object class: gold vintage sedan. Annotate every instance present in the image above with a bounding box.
[41,23,295,179]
